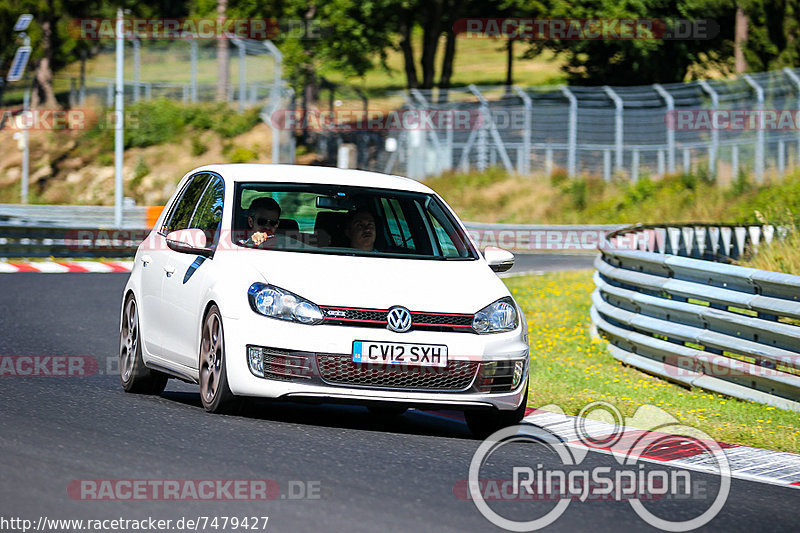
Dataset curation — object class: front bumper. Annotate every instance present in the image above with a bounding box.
[223,312,530,411]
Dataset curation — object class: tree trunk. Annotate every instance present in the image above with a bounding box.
[505,39,513,87]
[33,12,58,109]
[420,1,443,90]
[735,6,748,73]
[438,25,456,102]
[216,0,229,102]
[400,14,418,89]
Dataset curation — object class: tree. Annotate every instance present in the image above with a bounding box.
[740,0,800,71]
[517,0,737,85]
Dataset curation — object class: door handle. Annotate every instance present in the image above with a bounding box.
[164,265,175,277]
[141,255,152,266]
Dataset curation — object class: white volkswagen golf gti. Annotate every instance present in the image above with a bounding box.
[120,164,529,436]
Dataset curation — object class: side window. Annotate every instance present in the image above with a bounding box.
[163,174,211,234]
[380,198,415,250]
[190,177,224,243]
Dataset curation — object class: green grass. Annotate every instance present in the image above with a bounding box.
[425,168,800,226]
[508,270,800,452]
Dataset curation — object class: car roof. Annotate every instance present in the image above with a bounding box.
[190,164,435,194]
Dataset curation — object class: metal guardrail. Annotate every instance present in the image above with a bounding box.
[0,204,150,228]
[592,223,800,411]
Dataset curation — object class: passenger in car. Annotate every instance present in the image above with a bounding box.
[344,209,377,251]
[245,197,281,246]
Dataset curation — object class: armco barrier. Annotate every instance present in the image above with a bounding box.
[592,223,800,411]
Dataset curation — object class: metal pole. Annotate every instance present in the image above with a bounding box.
[743,74,765,182]
[235,38,246,113]
[560,85,578,177]
[264,40,283,164]
[698,80,719,178]
[190,40,198,102]
[604,86,624,173]
[653,84,675,173]
[21,85,30,203]
[114,8,125,228]
[782,68,800,170]
[133,37,140,102]
[514,86,532,175]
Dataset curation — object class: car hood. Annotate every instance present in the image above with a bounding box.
[236,251,510,313]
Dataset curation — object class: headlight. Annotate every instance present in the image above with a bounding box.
[247,283,324,325]
[472,297,518,334]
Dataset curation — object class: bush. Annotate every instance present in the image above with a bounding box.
[227,146,257,163]
[190,136,208,156]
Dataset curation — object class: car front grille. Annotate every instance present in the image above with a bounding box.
[319,306,474,333]
[315,354,480,391]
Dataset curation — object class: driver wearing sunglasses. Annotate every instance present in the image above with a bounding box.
[246,197,281,246]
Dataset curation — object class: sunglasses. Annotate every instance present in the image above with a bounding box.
[256,217,279,226]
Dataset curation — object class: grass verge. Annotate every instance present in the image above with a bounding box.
[507,270,800,452]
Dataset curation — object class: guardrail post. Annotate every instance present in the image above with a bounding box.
[743,74,765,182]
[732,145,739,178]
[683,148,690,173]
[657,150,665,176]
[514,86,532,175]
[632,149,639,181]
[698,80,719,179]
[604,86,624,175]
[783,68,800,170]
[603,150,611,181]
[653,84,675,174]
[778,140,786,175]
[560,86,578,178]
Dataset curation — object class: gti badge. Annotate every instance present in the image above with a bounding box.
[386,306,412,333]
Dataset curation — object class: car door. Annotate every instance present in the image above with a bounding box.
[160,174,224,369]
[137,175,207,359]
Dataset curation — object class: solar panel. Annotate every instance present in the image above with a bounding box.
[13,14,33,32]
[7,46,31,82]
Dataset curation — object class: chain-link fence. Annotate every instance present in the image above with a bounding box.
[53,37,295,163]
[315,68,800,182]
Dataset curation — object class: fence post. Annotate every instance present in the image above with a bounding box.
[190,40,198,103]
[560,85,578,178]
[132,37,140,103]
[514,86,532,175]
[653,84,675,173]
[468,84,513,172]
[732,145,739,177]
[783,68,800,171]
[632,149,639,181]
[603,150,611,181]
[604,86,624,174]
[698,80,719,178]
[743,74,765,182]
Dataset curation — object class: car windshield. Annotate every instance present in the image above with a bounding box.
[232,182,478,260]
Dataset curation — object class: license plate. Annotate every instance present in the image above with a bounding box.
[352,341,448,367]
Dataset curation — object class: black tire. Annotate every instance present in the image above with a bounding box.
[367,405,408,417]
[199,305,239,414]
[465,380,529,439]
[119,294,168,395]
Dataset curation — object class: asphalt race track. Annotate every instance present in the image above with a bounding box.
[1,264,799,532]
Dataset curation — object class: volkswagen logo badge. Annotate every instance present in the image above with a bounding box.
[386,306,412,333]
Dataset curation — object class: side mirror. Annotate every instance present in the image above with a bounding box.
[166,229,213,257]
[484,246,514,273]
